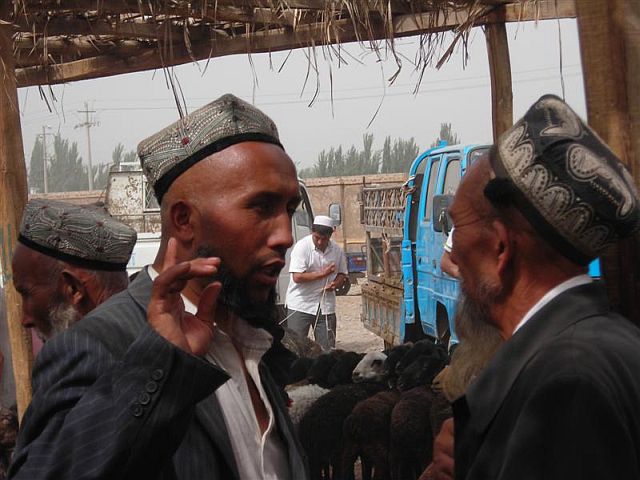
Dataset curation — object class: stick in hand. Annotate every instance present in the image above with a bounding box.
[147,238,222,356]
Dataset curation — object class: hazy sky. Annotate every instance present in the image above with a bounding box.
[18,18,585,174]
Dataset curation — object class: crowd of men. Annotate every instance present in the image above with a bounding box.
[0,92,639,479]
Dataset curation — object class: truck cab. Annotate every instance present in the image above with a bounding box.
[402,143,489,345]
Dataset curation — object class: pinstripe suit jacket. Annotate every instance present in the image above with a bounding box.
[9,269,308,480]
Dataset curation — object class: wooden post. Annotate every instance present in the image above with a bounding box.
[576,0,640,323]
[0,18,33,419]
[485,20,513,141]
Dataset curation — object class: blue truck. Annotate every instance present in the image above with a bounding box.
[360,142,600,347]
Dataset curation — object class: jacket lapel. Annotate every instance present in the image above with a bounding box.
[463,282,610,436]
[194,394,240,479]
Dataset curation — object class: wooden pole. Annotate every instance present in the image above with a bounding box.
[575,0,640,323]
[0,17,34,419]
[485,19,513,141]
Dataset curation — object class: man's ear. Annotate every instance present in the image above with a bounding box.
[492,219,513,279]
[60,269,88,309]
[169,200,196,242]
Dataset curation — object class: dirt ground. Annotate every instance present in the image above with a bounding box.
[334,280,385,353]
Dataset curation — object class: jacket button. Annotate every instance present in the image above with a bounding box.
[138,392,151,405]
[130,403,144,418]
[151,369,164,381]
[145,381,158,393]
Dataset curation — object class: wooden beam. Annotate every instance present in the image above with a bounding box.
[484,19,512,141]
[0,18,33,420]
[576,0,640,323]
[15,0,577,87]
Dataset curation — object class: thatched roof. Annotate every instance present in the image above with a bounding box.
[8,0,575,87]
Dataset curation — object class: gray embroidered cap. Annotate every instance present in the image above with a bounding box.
[138,93,282,203]
[486,94,640,265]
[18,199,137,271]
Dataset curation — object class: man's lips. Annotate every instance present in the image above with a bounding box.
[254,259,286,285]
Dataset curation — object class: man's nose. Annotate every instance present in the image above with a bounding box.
[270,211,294,252]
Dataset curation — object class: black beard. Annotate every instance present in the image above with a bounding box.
[196,245,278,330]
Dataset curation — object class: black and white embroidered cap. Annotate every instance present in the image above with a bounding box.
[137,93,282,204]
[487,94,640,265]
[19,199,137,271]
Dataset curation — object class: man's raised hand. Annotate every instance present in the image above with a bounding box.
[147,238,222,356]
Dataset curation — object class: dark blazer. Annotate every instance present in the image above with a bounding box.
[454,282,640,480]
[9,269,308,480]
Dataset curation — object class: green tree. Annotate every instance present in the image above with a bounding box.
[111,143,138,168]
[380,136,420,173]
[28,137,45,193]
[47,133,88,192]
[300,134,381,178]
[431,122,461,148]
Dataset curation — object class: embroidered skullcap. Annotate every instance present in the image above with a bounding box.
[138,93,282,203]
[313,215,335,228]
[486,94,640,265]
[18,199,137,271]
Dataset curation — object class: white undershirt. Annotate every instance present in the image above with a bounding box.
[512,274,593,335]
[148,267,290,479]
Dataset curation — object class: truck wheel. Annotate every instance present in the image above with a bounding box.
[335,277,351,296]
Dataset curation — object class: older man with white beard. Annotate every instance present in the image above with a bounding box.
[445,95,640,480]
[11,199,137,342]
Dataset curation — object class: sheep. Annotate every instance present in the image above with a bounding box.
[327,351,365,387]
[352,351,388,383]
[389,385,436,480]
[288,356,315,385]
[298,382,386,480]
[341,389,401,480]
[396,349,449,392]
[394,340,448,378]
[382,343,413,389]
[307,350,346,388]
[287,383,331,428]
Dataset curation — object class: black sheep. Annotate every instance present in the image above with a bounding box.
[341,389,401,480]
[383,343,413,389]
[396,349,449,392]
[307,350,346,388]
[298,382,386,480]
[327,352,365,387]
[394,340,448,377]
[389,385,436,480]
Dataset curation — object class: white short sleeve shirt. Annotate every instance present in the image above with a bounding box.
[285,235,348,315]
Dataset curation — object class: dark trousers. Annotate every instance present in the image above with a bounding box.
[286,308,337,351]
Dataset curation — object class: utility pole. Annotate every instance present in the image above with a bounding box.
[75,102,98,191]
[38,125,53,193]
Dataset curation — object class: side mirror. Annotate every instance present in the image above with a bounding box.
[432,195,454,233]
[328,203,342,226]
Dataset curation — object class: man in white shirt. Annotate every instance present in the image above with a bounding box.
[286,215,348,350]
[444,95,640,480]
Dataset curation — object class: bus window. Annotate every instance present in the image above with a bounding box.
[443,158,461,195]
[424,159,441,221]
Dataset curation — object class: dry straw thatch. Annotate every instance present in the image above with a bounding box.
[6,0,564,89]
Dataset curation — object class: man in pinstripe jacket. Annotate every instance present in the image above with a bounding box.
[9,95,308,479]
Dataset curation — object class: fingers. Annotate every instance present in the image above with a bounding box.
[162,237,179,272]
[153,257,221,298]
[197,281,222,326]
